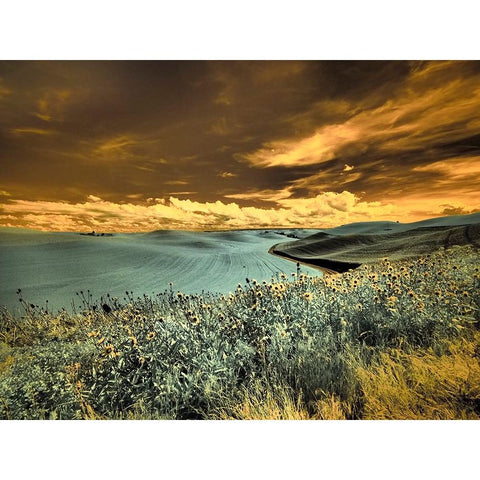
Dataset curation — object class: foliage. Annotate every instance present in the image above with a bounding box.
[0,245,479,419]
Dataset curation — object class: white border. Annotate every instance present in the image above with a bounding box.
[1,1,479,59]
[1,420,478,479]
[1,2,478,478]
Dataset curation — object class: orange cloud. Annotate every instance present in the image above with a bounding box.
[224,188,291,202]
[413,156,480,179]
[244,123,361,168]
[10,128,56,135]
[93,135,140,161]
[0,192,400,232]
[242,62,480,168]
[1,188,478,233]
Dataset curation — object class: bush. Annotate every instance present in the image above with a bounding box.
[0,245,478,419]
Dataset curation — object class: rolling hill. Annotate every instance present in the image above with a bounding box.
[272,213,480,272]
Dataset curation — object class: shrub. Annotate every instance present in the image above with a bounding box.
[0,245,478,419]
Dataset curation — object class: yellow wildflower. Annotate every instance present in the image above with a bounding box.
[146,331,156,340]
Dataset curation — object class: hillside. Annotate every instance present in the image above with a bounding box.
[272,215,480,272]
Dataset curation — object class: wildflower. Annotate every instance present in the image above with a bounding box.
[280,273,287,280]
[176,292,183,299]
[88,330,100,337]
[129,336,138,346]
[102,344,119,358]
[462,291,469,298]
[355,303,363,312]
[407,290,415,298]
[139,356,146,366]
[146,331,156,340]
[97,336,105,345]
[387,296,397,307]
[191,316,200,325]
[256,291,263,298]
[302,292,313,301]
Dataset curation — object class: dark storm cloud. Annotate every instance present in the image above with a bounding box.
[0,60,480,230]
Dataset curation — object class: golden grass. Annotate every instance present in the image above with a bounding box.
[357,332,480,419]
[214,382,352,420]
[214,332,480,420]
[214,383,311,420]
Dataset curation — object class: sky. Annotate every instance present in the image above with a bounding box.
[0,60,479,232]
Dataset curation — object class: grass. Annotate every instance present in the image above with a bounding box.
[0,244,479,419]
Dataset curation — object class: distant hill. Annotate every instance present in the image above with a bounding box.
[272,212,480,273]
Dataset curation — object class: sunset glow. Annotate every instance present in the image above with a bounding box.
[1,60,479,231]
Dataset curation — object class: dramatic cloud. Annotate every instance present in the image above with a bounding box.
[0,192,399,232]
[0,60,479,231]
[242,61,480,170]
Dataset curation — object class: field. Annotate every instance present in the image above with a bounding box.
[0,216,479,419]
[0,228,320,313]
[273,212,480,272]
